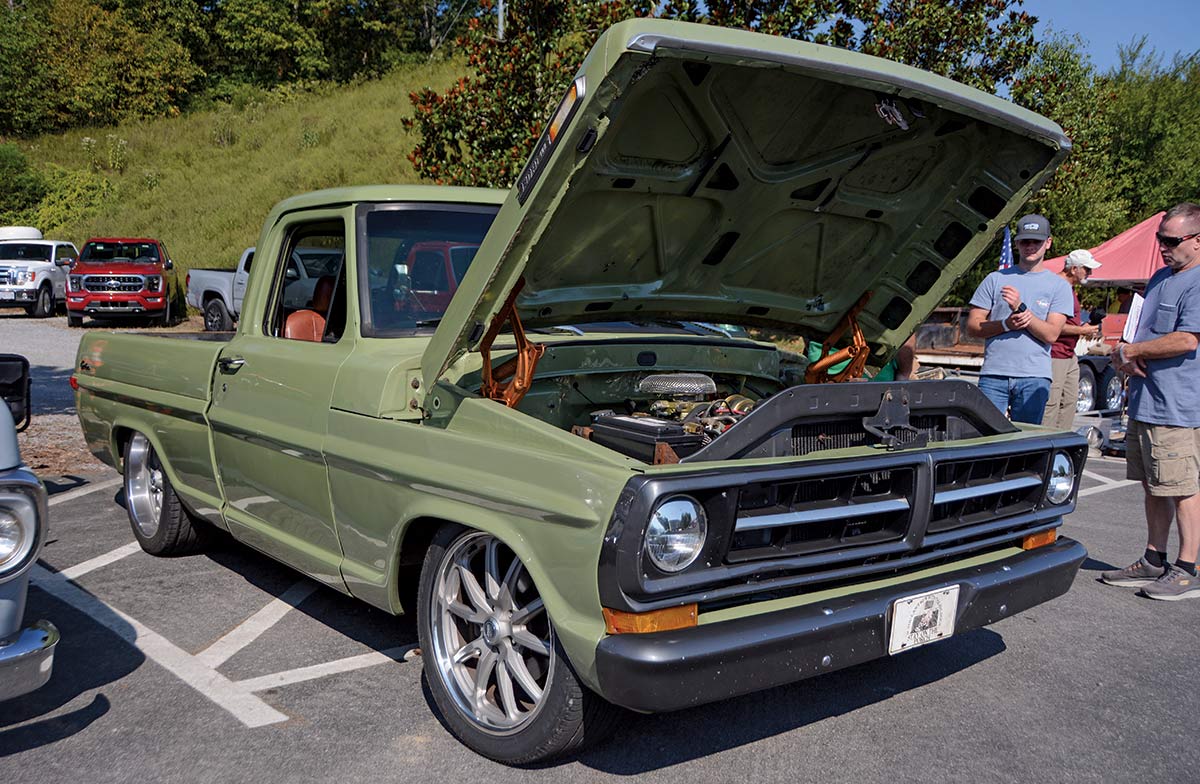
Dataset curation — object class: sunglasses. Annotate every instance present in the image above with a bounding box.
[1155,232,1199,248]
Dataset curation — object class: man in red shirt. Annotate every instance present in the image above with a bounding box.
[1042,249,1102,430]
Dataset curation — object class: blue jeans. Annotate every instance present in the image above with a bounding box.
[978,375,1052,425]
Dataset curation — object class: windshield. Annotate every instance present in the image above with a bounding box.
[358,204,499,336]
[0,243,51,261]
[81,241,160,264]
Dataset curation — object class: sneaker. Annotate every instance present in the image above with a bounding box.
[1140,565,1200,601]
[1100,557,1166,587]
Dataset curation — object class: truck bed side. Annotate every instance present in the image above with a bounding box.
[75,331,230,526]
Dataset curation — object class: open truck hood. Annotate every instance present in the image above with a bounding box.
[422,19,1069,394]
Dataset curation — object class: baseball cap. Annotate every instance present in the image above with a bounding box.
[1065,249,1101,270]
[1013,214,1051,242]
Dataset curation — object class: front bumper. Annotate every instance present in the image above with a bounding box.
[67,292,166,315]
[0,287,38,307]
[0,620,59,701]
[595,537,1086,713]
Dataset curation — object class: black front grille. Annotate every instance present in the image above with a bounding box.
[83,275,143,292]
[930,451,1049,533]
[728,467,916,561]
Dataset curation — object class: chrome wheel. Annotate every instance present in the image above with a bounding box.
[125,432,164,537]
[1075,374,1095,413]
[429,532,554,735]
[1104,373,1124,411]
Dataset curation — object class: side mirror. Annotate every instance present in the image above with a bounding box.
[285,267,300,281]
[56,257,71,267]
[0,354,32,433]
[164,259,174,271]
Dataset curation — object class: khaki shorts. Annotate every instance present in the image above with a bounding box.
[1125,419,1200,497]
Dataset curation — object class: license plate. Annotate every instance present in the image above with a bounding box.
[0,291,13,300]
[888,584,960,654]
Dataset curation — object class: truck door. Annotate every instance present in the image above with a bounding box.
[207,213,353,588]
[53,244,76,298]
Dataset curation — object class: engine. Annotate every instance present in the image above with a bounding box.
[583,373,758,463]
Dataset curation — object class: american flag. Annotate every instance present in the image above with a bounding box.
[998,226,1013,270]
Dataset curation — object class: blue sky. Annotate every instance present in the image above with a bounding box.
[1023,0,1200,72]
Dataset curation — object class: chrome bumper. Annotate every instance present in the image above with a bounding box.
[0,620,59,701]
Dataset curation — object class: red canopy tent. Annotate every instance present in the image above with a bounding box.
[1044,211,1166,286]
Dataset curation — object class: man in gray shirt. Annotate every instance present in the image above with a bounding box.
[967,214,1073,424]
[1103,202,1200,600]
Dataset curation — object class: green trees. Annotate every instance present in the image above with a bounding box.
[405,0,1042,187]
[0,0,446,136]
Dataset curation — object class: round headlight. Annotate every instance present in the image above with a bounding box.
[645,495,707,573]
[1045,451,1075,505]
[0,509,29,570]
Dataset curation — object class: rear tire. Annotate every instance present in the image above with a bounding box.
[124,432,207,555]
[204,298,233,331]
[1100,366,1123,411]
[417,525,620,764]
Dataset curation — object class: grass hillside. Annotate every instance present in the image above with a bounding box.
[19,60,464,282]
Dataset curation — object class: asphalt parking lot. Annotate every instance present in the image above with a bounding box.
[2,313,1199,781]
[2,454,1198,783]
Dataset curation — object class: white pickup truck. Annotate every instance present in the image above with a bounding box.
[0,227,78,318]
[187,246,343,331]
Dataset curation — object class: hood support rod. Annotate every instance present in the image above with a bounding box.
[480,277,546,408]
[804,292,873,384]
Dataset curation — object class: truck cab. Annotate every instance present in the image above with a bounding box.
[66,237,175,326]
[0,227,76,318]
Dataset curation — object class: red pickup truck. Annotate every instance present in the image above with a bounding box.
[66,237,175,326]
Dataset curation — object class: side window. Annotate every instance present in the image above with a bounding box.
[410,250,449,292]
[450,246,478,283]
[243,252,254,272]
[266,221,347,343]
[57,245,77,265]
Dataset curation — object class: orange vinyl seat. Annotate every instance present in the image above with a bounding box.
[284,275,335,342]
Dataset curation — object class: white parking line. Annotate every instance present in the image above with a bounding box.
[1079,480,1139,497]
[1083,470,1121,485]
[197,581,320,668]
[236,646,414,693]
[54,541,143,580]
[30,564,290,728]
[48,476,122,506]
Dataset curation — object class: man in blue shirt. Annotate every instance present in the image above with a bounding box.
[967,214,1073,424]
[1103,203,1200,601]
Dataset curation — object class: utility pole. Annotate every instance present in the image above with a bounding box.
[498,0,505,41]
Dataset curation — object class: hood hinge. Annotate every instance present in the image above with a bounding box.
[805,292,873,384]
[479,277,546,408]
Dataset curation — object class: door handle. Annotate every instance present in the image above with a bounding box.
[217,357,245,374]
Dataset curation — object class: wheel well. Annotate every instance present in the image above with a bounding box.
[394,516,448,614]
[202,292,221,306]
[112,426,133,472]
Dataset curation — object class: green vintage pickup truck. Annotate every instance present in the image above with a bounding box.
[74,19,1088,763]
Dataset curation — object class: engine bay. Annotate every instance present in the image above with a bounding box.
[567,372,1017,464]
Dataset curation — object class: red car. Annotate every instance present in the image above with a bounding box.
[66,237,175,326]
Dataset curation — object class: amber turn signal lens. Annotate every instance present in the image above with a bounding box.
[1021,529,1058,550]
[603,604,698,634]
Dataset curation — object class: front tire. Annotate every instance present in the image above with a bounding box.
[417,525,619,764]
[67,312,83,328]
[124,432,206,555]
[28,286,53,318]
